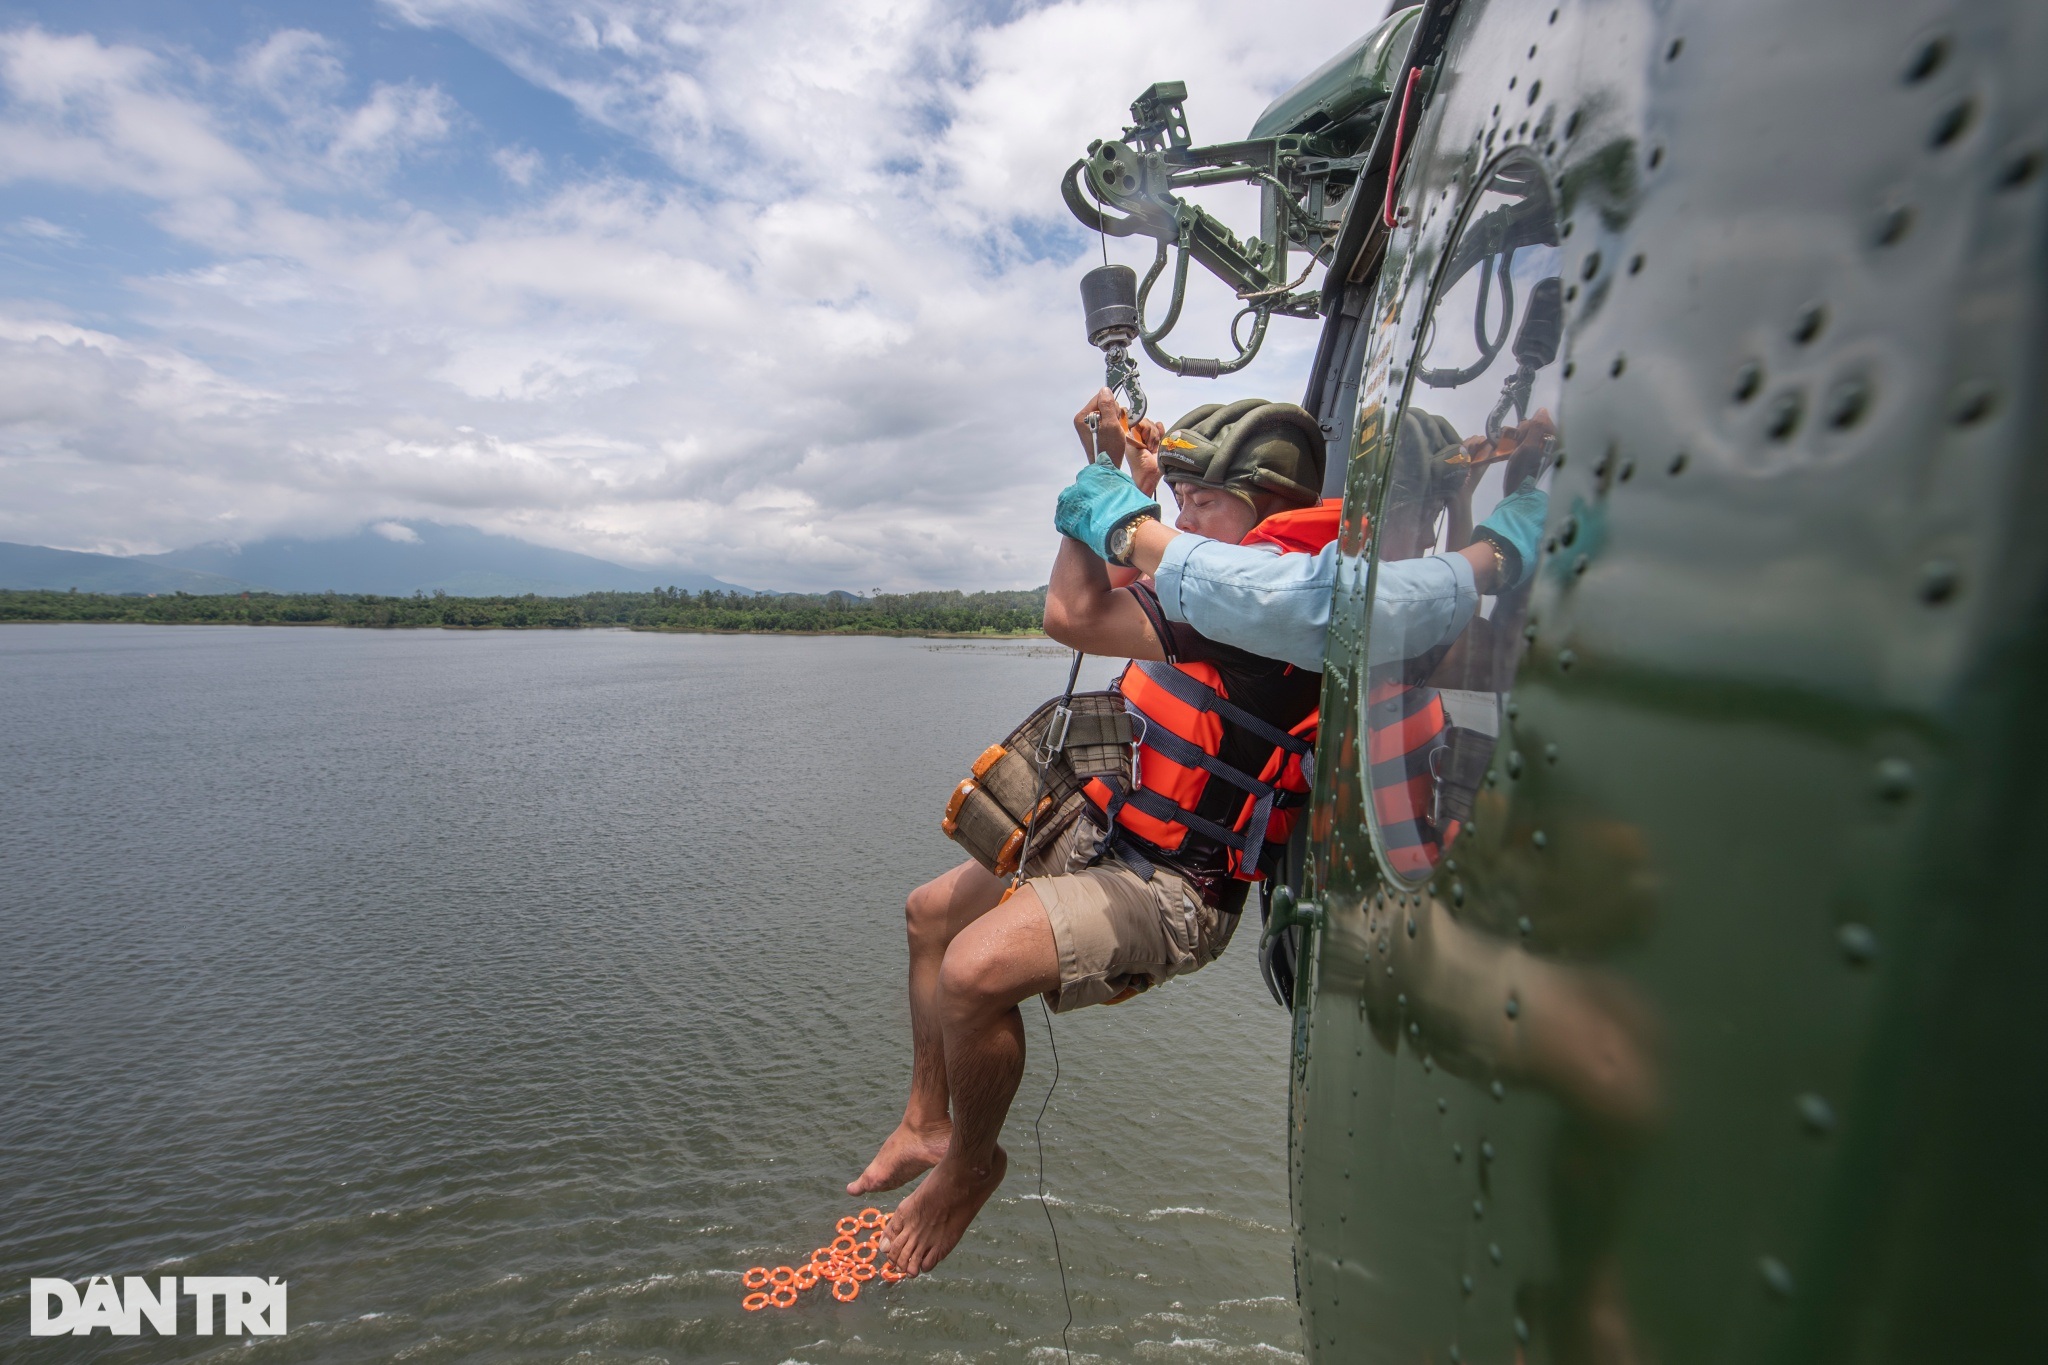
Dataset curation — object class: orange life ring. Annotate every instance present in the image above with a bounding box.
[769,1285,797,1309]
[831,1234,857,1254]
[836,1215,860,1235]
[742,1267,770,1290]
[857,1207,883,1228]
[767,1265,795,1286]
[832,1278,859,1302]
[849,1261,875,1282]
[742,1292,771,1312]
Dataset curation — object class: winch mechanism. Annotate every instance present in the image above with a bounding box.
[1061,12,1416,386]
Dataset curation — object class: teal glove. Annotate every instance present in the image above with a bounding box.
[1475,478,1548,588]
[1055,463,1160,561]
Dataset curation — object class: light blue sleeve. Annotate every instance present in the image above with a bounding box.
[1152,534,1478,672]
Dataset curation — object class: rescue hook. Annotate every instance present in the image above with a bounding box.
[1079,263,1148,424]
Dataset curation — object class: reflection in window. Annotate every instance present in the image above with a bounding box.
[1366,149,1562,882]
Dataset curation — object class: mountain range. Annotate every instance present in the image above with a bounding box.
[0,522,752,598]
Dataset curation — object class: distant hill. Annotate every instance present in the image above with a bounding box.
[119,522,752,597]
[0,542,256,595]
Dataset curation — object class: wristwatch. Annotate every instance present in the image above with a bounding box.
[1107,513,1157,568]
[1474,531,1516,590]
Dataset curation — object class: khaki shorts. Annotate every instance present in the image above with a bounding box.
[1022,818,1240,1013]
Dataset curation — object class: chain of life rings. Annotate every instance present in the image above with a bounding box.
[739,1207,904,1311]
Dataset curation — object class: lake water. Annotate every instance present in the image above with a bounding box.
[0,626,1302,1363]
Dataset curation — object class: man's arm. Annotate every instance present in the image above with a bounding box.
[1042,533,1168,661]
[1122,520,1499,672]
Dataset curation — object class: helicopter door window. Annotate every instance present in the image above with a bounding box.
[1363,147,1562,884]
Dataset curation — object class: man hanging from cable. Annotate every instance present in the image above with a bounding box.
[863,388,1547,1277]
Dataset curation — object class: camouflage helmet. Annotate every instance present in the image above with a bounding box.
[1157,399,1326,510]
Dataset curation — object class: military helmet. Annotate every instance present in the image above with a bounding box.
[1157,399,1326,509]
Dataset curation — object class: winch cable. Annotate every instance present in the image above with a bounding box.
[1008,421,1103,1363]
[1010,642,1083,1365]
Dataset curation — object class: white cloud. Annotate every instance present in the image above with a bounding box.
[0,2,1380,589]
[370,519,421,541]
[10,215,76,241]
[492,144,542,186]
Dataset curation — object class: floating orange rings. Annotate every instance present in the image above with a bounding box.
[741,1210,908,1313]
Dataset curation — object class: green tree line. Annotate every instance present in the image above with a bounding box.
[0,587,1049,635]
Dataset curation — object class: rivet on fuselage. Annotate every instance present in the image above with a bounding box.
[1489,1243,1503,1265]
[1999,150,2043,189]
[1491,1080,1506,1101]
[1544,743,1559,764]
[1902,34,1948,85]
[1838,922,1878,965]
[1532,830,1548,849]
[1929,99,1974,150]
[1438,1097,1449,1113]
[1462,1275,1475,1295]
[1873,757,1915,801]
[1481,1141,1496,1162]
[1873,202,1914,247]
[1792,303,1827,345]
[1473,1199,1485,1219]
[1558,650,1576,672]
[1732,362,1763,403]
[1766,390,1804,441]
[1918,559,1960,604]
[1515,1317,1531,1343]
[1759,1257,1795,1297]
[1797,1093,1837,1134]
[1452,1142,1464,1161]
[1505,995,1520,1019]
[1826,376,1871,429]
[1518,916,1533,937]
[1949,380,1997,426]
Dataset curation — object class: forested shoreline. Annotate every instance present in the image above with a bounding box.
[0,588,1047,636]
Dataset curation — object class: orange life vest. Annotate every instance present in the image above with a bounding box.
[1366,677,1458,878]
[1082,499,1340,882]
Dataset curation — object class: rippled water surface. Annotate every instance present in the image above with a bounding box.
[1,626,1301,1362]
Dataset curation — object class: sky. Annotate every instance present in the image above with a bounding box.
[0,0,1384,591]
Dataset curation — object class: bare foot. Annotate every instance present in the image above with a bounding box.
[880,1145,1007,1276]
[848,1120,951,1196]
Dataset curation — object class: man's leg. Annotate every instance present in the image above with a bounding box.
[849,857,1011,1196]
[881,885,1061,1275]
